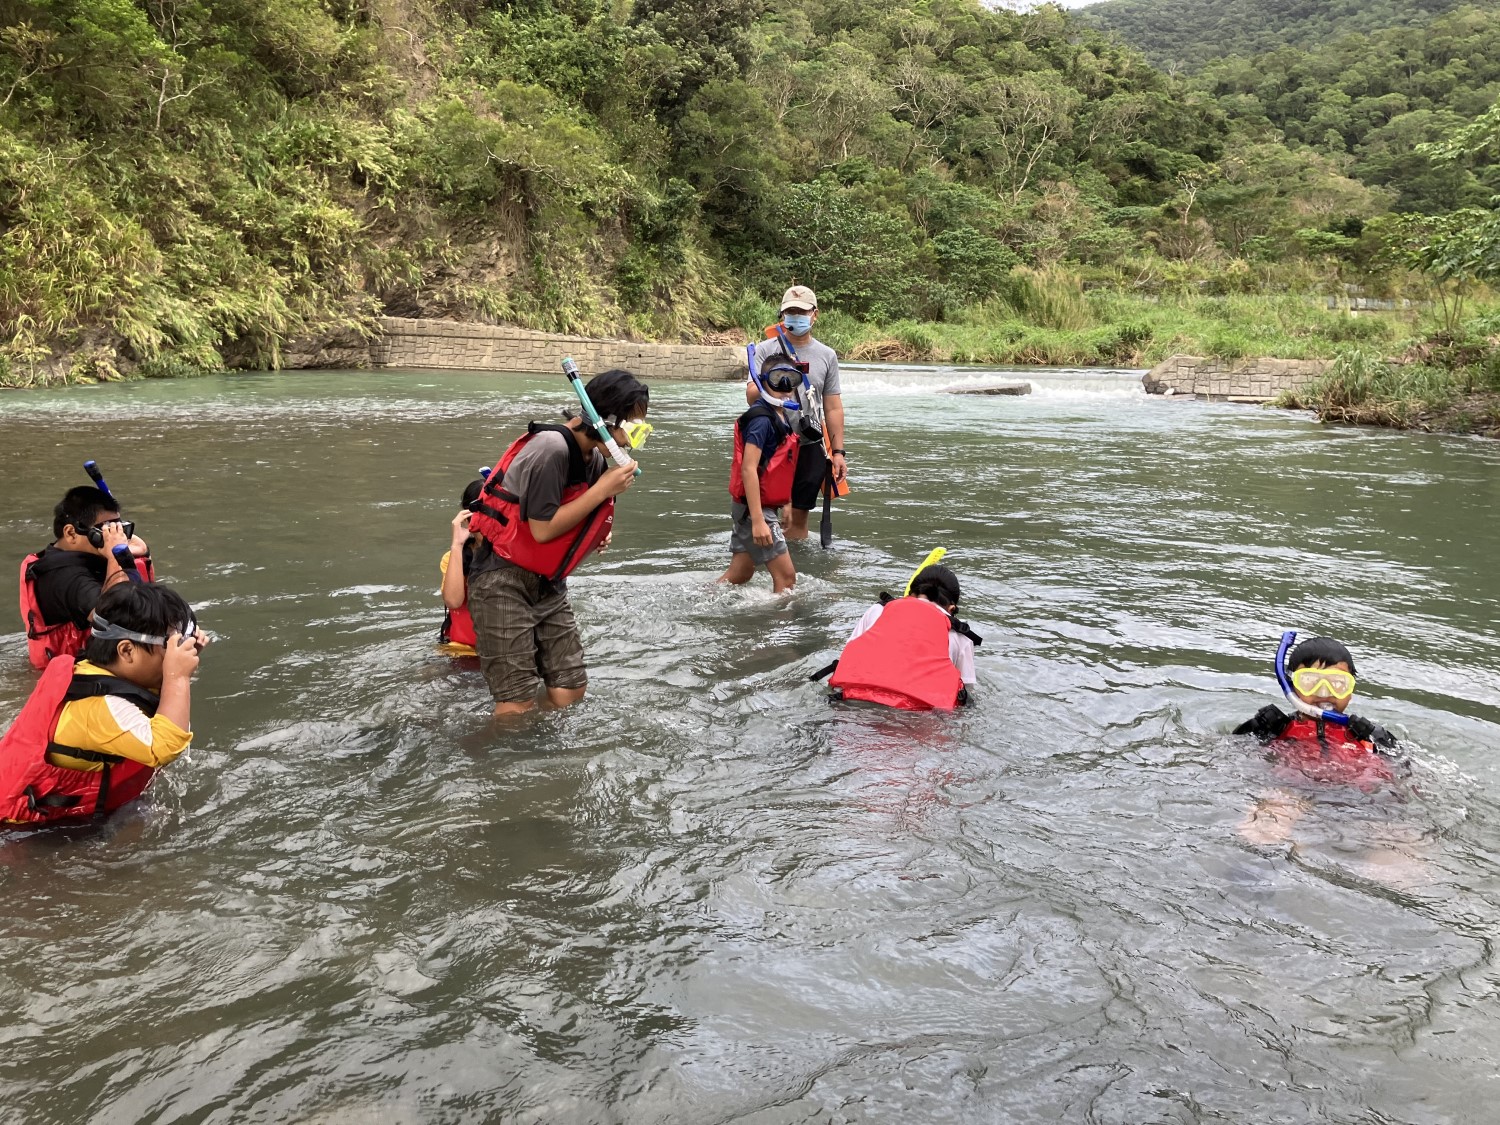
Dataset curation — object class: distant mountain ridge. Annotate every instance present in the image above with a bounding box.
[1078,0,1465,68]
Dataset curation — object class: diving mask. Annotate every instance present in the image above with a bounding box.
[91,612,198,648]
[1290,666,1355,700]
[619,419,653,450]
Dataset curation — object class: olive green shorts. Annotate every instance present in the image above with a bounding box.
[467,564,587,704]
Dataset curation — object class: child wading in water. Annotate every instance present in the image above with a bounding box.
[438,476,485,656]
[466,369,648,715]
[720,353,802,594]
[0,582,206,825]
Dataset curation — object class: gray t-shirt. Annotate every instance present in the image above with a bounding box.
[471,428,604,576]
[751,336,840,445]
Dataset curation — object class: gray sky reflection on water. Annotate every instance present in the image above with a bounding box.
[1,367,1499,1122]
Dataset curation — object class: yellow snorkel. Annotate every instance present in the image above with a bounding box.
[903,548,947,597]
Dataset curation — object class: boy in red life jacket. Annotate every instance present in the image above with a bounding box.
[467,369,648,716]
[1235,635,1405,848]
[0,581,205,825]
[827,565,980,710]
[719,356,801,594]
[438,476,485,656]
[1235,635,1398,788]
[20,486,153,669]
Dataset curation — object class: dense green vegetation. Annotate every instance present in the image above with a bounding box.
[2,0,1500,403]
[1080,0,1461,70]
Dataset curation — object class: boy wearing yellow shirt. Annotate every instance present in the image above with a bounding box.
[0,582,205,824]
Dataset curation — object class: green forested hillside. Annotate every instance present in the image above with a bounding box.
[1197,7,1500,213]
[0,0,1491,381]
[1079,0,1463,70]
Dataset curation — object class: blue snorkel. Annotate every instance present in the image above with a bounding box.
[85,459,143,583]
[746,344,803,412]
[84,460,115,504]
[1276,630,1351,725]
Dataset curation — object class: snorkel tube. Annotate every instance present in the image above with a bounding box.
[83,460,115,503]
[1276,630,1350,725]
[746,345,803,412]
[85,459,143,582]
[903,547,947,596]
[561,357,640,478]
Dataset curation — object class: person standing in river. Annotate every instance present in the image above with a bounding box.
[745,286,847,542]
[465,369,648,716]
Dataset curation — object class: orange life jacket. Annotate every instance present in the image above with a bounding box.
[0,657,159,825]
[19,550,156,670]
[830,597,963,711]
[729,403,798,510]
[468,424,614,582]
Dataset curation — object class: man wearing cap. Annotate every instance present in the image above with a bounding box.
[746,285,846,542]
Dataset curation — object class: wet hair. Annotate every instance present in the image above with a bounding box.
[461,477,485,511]
[84,582,194,665]
[1286,636,1357,676]
[586,369,650,425]
[910,565,961,610]
[53,486,119,540]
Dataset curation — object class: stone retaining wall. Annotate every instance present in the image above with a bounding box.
[363,317,744,381]
[1144,354,1328,402]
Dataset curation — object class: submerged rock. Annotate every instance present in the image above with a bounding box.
[945,382,1031,395]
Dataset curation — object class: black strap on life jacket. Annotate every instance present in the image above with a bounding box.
[472,423,591,527]
[874,591,983,647]
[41,672,162,816]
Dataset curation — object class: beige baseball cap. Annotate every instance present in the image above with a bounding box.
[780,285,817,312]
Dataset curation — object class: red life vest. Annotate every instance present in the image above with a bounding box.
[469,424,615,582]
[729,402,799,510]
[18,550,156,670]
[0,657,159,825]
[441,605,478,649]
[830,597,963,711]
[1272,715,1395,790]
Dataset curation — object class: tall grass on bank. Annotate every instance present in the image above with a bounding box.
[827,291,1411,369]
[1278,347,1500,433]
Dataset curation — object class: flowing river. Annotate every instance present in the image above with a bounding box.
[2,365,1499,1123]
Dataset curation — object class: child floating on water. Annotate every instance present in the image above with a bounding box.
[1235,634,1398,790]
[719,352,803,594]
[820,560,980,711]
[0,582,206,826]
[438,475,485,656]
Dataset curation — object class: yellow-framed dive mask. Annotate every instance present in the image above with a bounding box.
[1289,666,1356,700]
[620,420,653,450]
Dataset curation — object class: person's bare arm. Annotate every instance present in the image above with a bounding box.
[528,461,637,543]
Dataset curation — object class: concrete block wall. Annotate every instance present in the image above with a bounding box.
[1144,354,1329,401]
[367,317,745,382]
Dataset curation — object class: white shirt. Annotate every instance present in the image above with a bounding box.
[847,598,977,685]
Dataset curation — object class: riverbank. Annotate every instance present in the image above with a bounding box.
[1274,349,1500,438]
[0,289,1414,388]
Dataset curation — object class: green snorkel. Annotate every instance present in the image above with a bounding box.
[561,357,641,478]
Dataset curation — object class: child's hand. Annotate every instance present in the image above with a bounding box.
[752,517,773,546]
[101,521,129,555]
[163,630,203,680]
[451,509,472,543]
[127,534,150,557]
[599,460,638,498]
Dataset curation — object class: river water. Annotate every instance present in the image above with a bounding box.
[2,364,1499,1123]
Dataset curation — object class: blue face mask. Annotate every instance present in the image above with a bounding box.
[783,313,812,335]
